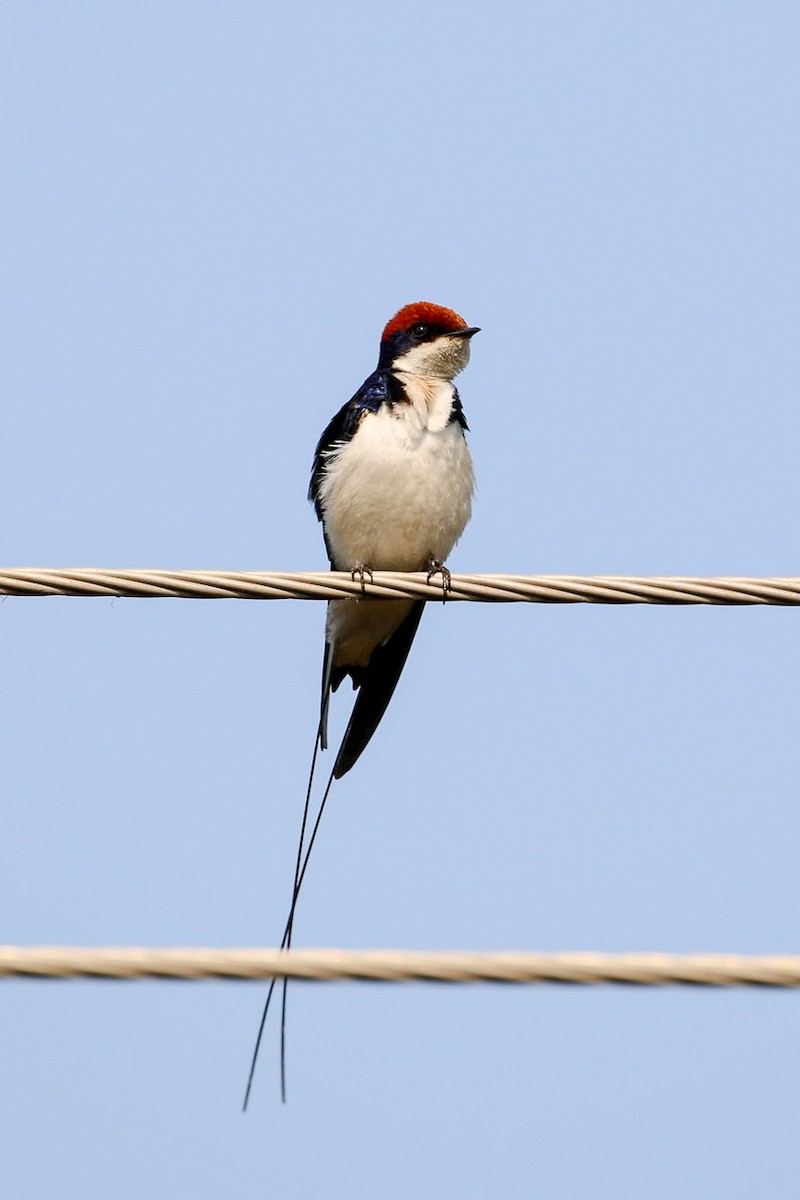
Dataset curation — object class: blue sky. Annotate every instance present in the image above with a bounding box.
[2,2,800,1196]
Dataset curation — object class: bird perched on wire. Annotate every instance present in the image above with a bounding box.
[244,301,479,1107]
[312,300,480,776]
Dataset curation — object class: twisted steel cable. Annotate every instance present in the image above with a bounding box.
[1,947,800,986]
[1,568,800,604]
[3,573,797,990]
[3,576,795,995]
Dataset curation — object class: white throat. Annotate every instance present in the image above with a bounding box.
[391,333,471,380]
[393,372,455,434]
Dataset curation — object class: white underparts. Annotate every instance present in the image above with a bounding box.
[326,598,415,670]
[318,373,475,669]
[318,379,474,574]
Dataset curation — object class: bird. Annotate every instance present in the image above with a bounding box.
[312,300,480,776]
[243,301,479,1107]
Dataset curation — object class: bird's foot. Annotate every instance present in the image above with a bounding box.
[350,562,374,594]
[426,558,451,604]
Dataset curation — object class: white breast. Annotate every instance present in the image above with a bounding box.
[318,377,475,573]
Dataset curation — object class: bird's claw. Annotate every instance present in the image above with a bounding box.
[426,558,451,604]
[351,563,374,594]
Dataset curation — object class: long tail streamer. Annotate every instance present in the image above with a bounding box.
[242,728,339,1111]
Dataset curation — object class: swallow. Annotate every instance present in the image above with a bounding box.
[244,301,478,1107]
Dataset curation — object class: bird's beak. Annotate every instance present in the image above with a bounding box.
[446,326,481,339]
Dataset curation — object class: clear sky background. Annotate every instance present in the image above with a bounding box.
[2,2,800,1195]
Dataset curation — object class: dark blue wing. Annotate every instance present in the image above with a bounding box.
[308,370,392,521]
[450,386,469,431]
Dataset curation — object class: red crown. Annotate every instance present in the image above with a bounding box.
[381,302,468,342]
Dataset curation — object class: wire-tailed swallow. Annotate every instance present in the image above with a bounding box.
[244,301,478,1107]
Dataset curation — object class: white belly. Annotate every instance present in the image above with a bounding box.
[318,389,475,573]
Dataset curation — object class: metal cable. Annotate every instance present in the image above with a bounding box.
[1,568,800,604]
[2,947,800,986]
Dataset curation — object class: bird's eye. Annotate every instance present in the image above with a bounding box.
[413,323,429,338]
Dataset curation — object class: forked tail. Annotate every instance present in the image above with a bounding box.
[242,602,425,1108]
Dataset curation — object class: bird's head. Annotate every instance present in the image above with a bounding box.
[378,302,480,379]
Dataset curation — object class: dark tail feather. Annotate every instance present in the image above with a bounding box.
[242,603,424,1108]
[242,732,336,1112]
[319,642,334,751]
[333,601,425,779]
